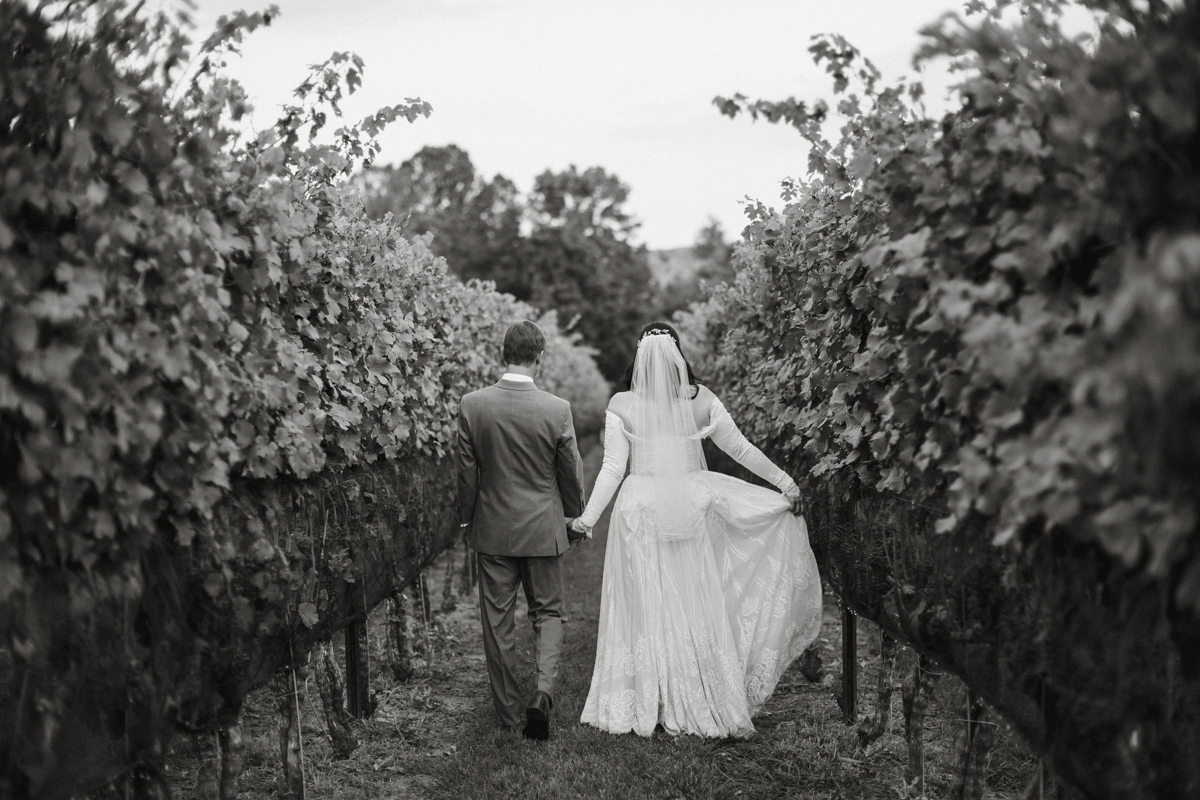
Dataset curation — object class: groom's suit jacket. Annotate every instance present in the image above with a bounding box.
[457,377,586,557]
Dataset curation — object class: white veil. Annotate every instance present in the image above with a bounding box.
[628,330,707,539]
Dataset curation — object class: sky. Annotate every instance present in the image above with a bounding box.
[186,0,970,250]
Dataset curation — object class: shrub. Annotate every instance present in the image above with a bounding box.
[0,2,603,791]
[691,0,1200,614]
[681,2,1200,794]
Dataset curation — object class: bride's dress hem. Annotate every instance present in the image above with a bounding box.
[579,717,757,741]
[579,467,823,742]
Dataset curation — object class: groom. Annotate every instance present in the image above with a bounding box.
[457,320,586,740]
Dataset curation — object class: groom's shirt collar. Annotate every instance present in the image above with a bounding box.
[501,372,534,383]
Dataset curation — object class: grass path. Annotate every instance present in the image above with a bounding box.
[419,446,965,800]
[163,442,1032,799]
[420,445,833,800]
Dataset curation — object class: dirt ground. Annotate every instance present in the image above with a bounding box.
[159,445,1039,800]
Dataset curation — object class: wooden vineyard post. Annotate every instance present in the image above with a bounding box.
[419,567,433,626]
[441,545,458,612]
[950,689,997,800]
[903,653,938,796]
[857,630,899,747]
[840,605,858,723]
[344,618,371,718]
[388,591,414,682]
[274,667,306,800]
[417,568,433,673]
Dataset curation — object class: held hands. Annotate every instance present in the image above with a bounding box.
[567,516,592,546]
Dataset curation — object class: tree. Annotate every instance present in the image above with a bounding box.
[656,218,738,319]
[692,217,735,266]
[521,166,655,381]
[359,156,655,382]
[525,165,638,238]
[359,145,523,284]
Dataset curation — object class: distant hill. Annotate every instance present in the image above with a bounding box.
[647,247,707,288]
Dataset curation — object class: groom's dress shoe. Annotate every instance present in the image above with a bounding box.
[522,690,553,741]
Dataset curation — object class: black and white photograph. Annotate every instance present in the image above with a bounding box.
[1,0,1197,798]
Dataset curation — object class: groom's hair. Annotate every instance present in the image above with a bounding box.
[503,320,545,366]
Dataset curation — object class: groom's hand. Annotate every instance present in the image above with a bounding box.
[566,517,588,546]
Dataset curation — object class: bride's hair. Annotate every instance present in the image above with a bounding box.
[618,321,699,394]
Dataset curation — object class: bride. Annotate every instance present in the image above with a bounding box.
[569,322,822,739]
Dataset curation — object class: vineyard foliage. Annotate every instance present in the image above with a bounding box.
[0,0,604,680]
[684,0,1200,612]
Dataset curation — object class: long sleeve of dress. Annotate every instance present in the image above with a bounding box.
[578,411,630,530]
[708,399,798,493]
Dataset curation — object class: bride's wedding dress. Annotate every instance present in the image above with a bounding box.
[577,334,822,739]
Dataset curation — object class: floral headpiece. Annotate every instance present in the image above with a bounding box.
[639,328,673,343]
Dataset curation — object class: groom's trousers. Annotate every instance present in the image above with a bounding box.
[477,552,566,727]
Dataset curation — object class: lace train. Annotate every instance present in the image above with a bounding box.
[580,470,822,738]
